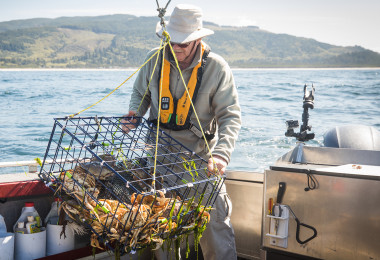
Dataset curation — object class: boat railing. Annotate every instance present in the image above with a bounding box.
[0,160,42,173]
[0,158,91,175]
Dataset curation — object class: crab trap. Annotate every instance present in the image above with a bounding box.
[38,116,224,253]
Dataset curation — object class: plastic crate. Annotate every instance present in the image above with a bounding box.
[38,116,223,253]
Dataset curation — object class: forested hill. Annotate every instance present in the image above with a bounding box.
[1,14,380,68]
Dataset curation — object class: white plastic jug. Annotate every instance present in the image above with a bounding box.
[45,198,62,225]
[0,233,14,260]
[0,215,15,260]
[13,202,41,231]
[0,215,6,233]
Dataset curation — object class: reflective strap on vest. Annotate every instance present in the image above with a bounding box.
[160,44,205,126]
[160,58,173,124]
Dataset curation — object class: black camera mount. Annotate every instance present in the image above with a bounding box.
[285,84,315,142]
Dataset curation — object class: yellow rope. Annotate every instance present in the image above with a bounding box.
[152,31,171,191]
[166,42,219,175]
[136,39,167,116]
[68,44,167,119]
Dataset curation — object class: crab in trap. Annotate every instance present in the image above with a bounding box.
[38,116,223,255]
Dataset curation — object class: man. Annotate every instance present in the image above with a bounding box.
[122,4,241,260]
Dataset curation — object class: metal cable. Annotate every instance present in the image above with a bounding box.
[156,0,172,26]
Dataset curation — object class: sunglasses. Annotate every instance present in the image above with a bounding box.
[170,42,191,48]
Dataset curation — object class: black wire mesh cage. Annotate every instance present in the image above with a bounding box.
[38,116,224,253]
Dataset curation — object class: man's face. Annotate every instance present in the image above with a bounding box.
[171,39,200,62]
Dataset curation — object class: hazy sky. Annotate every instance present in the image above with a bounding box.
[1,0,379,53]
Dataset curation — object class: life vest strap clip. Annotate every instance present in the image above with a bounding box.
[189,122,215,141]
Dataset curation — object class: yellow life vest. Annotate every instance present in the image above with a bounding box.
[159,44,209,130]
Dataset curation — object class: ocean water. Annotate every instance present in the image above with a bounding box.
[1,68,379,173]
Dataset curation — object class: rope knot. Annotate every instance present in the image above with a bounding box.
[162,31,171,42]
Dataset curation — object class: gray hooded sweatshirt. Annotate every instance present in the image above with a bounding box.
[129,42,241,164]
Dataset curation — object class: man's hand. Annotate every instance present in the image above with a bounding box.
[121,111,138,133]
[207,155,228,176]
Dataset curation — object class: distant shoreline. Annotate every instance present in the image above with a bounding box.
[1,67,380,72]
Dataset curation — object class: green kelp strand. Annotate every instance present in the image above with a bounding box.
[183,196,195,217]
[176,202,184,225]
[191,160,199,178]
[168,198,176,230]
[112,120,119,146]
[185,234,190,259]
[113,121,126,156]
[166,238,173,258]
[138,248,144,258]
[181,157,195,182]
[204,168,209,178]
[114,244,120,260]
[133,158,141,166]
[118,149,130,170]
[189,171,195,182]
[166,240,170,256]
[195,193,205,213]
[183,197,194,225]
[194,222,208,260]
[194,230,199,259]
[181,157,190,171]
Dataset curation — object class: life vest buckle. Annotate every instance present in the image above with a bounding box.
[189,122,215,141]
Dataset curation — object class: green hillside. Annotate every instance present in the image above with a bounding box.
[1,14,380,68]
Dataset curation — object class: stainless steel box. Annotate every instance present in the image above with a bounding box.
[263,146,380,260]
